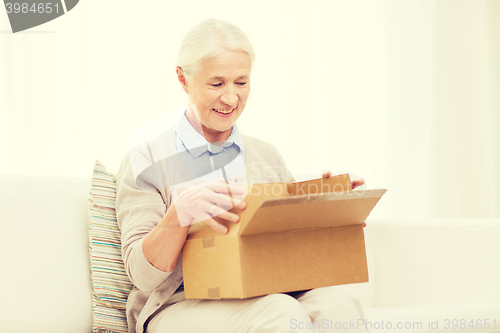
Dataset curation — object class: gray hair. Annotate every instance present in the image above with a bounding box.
[177,18,255,82]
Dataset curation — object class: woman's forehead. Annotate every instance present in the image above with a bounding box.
[207,75,249,81]
[197,50,251,80]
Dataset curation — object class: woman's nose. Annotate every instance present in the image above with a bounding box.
[220,85,238,106]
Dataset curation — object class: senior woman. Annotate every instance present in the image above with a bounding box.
[116,18,368,333]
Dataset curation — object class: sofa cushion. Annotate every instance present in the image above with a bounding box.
[0,175,92,333]
[364,303,500,333]
[369,220,500,307]
[89,161,133,333]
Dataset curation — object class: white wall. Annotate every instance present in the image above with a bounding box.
[1,0,498,219]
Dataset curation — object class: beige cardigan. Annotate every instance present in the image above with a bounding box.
[116,133,294,333]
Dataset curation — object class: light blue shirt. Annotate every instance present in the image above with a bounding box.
[172,110,246,183]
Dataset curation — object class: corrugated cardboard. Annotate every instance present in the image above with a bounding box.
[181,174,386,300]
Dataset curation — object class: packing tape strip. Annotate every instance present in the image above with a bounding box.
[202,237,215,249]
[207,287,221,299]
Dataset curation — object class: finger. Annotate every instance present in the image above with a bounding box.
[234,200,247,210]
[209,192,238,210]
[322,170,332,179]
[205,217,228,234]
[230,193,248,208]
[212,207,240,223]
[352,179,365,189]
[201,199,236,224]
[205,181,245,195]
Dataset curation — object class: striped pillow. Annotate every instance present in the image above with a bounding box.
[89,160,133,333]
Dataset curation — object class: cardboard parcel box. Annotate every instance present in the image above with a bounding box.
[181,174,386,300]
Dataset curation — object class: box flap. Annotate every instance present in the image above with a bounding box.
[238,189,386,236]
[186,183,289,240]
[286,174,352,195]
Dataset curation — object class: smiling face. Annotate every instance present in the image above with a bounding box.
[178,48,251,143]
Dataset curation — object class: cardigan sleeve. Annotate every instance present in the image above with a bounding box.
[115,152,173,292]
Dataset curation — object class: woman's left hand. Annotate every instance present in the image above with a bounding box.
[321,170,365,189]
[322,170,366,227]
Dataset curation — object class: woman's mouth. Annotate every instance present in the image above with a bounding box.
[213,108,235,116]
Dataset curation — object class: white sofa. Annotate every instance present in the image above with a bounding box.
[1,174,499,333]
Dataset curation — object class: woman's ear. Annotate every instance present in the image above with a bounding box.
[176,67,189,94]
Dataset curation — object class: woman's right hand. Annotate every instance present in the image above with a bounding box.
[142,181,247,272]
[173,181,247,233]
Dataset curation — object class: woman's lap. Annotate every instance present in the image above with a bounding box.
[146,286,368,333]
[295,286,369,332]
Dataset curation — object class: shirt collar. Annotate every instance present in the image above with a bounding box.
[175,110,245,158]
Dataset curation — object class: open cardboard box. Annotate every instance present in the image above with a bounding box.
[181,174,386,300]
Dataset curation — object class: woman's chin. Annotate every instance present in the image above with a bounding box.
[210,114,239,131]
[213,124,234,133]
[206,121,234,135]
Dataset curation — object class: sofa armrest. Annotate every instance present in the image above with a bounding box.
[366,219,500,308]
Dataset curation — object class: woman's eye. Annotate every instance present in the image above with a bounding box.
[236,82,247,86]
[211,83,222,87]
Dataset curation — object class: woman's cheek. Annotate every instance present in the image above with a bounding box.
[242,87,250,102]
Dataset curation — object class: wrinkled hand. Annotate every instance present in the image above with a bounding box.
[321,170,365,189]
[322,170,366,228]
[174,180,247,233]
